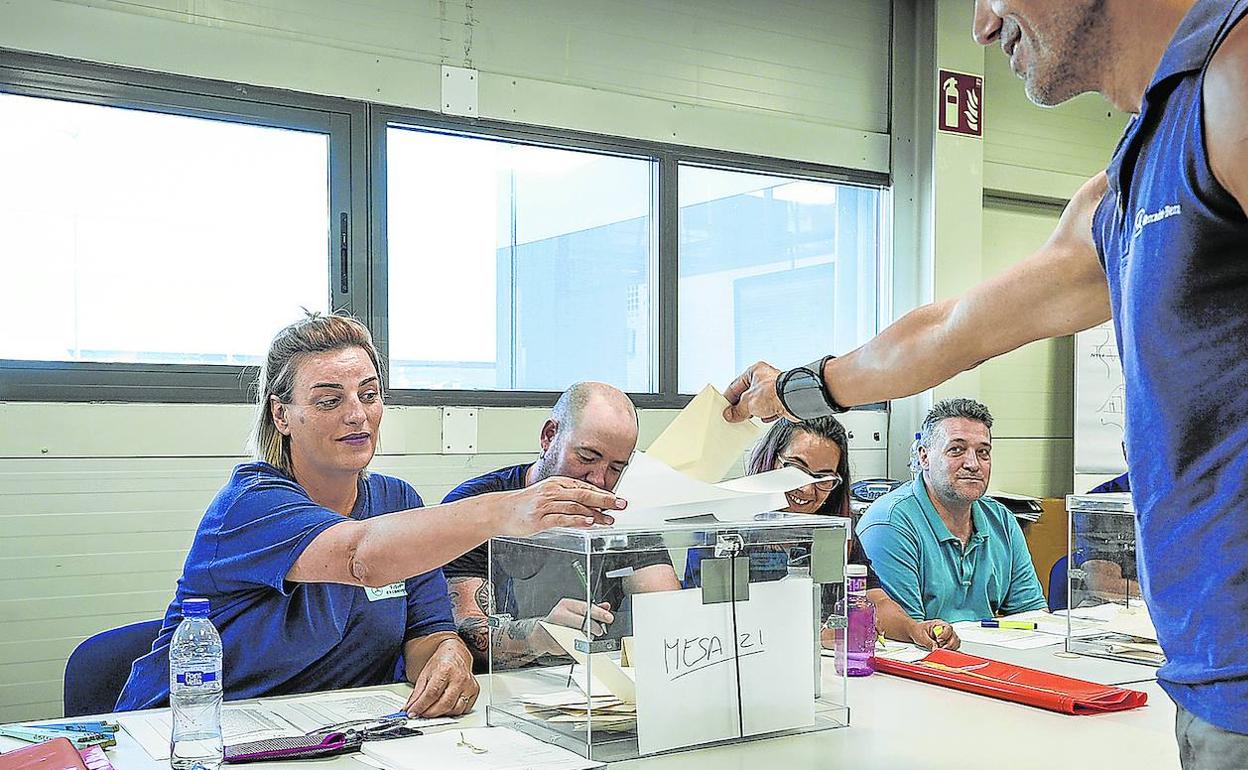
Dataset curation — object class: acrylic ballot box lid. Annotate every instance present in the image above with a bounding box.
[492,510,851,553]
[1066,492,1135,514]
[485,511,851,762]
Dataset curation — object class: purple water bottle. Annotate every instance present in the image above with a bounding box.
[833,564,876,677]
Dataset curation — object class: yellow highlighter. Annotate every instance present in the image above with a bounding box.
[931,624,945,648]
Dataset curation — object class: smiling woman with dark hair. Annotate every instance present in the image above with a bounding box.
[748,417,958,650]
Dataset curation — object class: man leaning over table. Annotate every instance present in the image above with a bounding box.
[857,398,1047,623]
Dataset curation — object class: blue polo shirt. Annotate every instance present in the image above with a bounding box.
[116,462,455,711]
[857,476,1046,622]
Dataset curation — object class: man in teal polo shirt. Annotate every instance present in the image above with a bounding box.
[858,398,1046,623]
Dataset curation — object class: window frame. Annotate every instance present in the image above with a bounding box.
[0,50,890,409]
[370,104,888,409]
[0,51,369,403]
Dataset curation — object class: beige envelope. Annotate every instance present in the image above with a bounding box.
[644,384,765,483]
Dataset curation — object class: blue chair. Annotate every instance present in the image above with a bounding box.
[64,619,163,716]
[1047,555,1069,612]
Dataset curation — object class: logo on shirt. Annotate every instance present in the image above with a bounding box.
[1132,203,1182,240]
[364,581,407,602]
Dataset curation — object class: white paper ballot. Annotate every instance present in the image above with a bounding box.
[645,384,765,482]
[611,451,818,528]
[631,579,816,755]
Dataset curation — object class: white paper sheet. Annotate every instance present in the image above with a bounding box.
[949,621,1063,650]
[821,637,932,663]
[631,579,816,755]
[1103,604,1158,641]
[644,384,765,483]
[361,727,603,770]
[538,622,637,703]
[259,690,404,732]
[119,706,302,761]
[1003,609,1105,639]
[1075,322,1129,475]
[260,690,457,733]
[610,451,817,528]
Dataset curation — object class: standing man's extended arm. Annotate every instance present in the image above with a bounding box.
[724,173,1113,422]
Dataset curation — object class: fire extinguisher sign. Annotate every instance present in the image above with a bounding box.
[938,70,983,137]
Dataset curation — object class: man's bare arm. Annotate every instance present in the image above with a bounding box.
[1205,19,1248,216]
[725,173,1112,421]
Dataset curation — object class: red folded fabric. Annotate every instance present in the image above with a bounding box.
[873,648,1148,715]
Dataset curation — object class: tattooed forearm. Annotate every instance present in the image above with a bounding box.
[448,576,546,668]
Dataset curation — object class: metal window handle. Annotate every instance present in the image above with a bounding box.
[339,212,350,293]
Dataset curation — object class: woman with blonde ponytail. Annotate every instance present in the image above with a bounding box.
[117,313,625,717]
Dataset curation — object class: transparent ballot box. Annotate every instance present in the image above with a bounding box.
[1065,493,1163,666]
[484,514,851,762]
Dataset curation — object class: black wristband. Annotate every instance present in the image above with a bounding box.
[775,355,849,419]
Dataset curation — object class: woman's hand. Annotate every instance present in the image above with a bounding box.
[405,637,480,717]
[499,477,626,536]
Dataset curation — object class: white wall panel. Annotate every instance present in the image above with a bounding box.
[981,41,1129,199]
[0,0,892,169]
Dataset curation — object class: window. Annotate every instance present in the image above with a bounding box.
[677,166,882,394]
[384,126,656,393]
[0,92,332,367]
[1,54,888,405]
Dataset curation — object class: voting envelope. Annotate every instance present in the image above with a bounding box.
[644,384,764,483]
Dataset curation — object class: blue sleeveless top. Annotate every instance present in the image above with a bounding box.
[1091,0,1248,733]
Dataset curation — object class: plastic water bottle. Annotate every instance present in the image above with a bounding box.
[169,598,223,770]
[833,565,876,677]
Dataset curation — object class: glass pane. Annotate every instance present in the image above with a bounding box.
[0,93,330,366]
[386,127,655,392]
[678,166,880,394]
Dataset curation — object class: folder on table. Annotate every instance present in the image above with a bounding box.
[872,648,1148,715]
[0,738,89,770]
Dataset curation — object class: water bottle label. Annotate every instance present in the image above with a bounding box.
[174,670,218,686]
[364,581,407,602]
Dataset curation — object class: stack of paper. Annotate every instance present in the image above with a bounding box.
[989,490,1044,523]
[513,690,636,733]
[514,625,639,732]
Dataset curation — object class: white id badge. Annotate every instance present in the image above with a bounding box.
[364,581,407,601]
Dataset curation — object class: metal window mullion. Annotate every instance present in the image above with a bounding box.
[367,107,392,390]
[657,154,680,404]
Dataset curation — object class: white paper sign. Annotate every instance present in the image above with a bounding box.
[631,579,816,755]
[1075,322,1129,475]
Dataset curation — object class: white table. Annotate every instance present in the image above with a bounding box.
[957,639,1160,686]
[2,649,1175,770]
